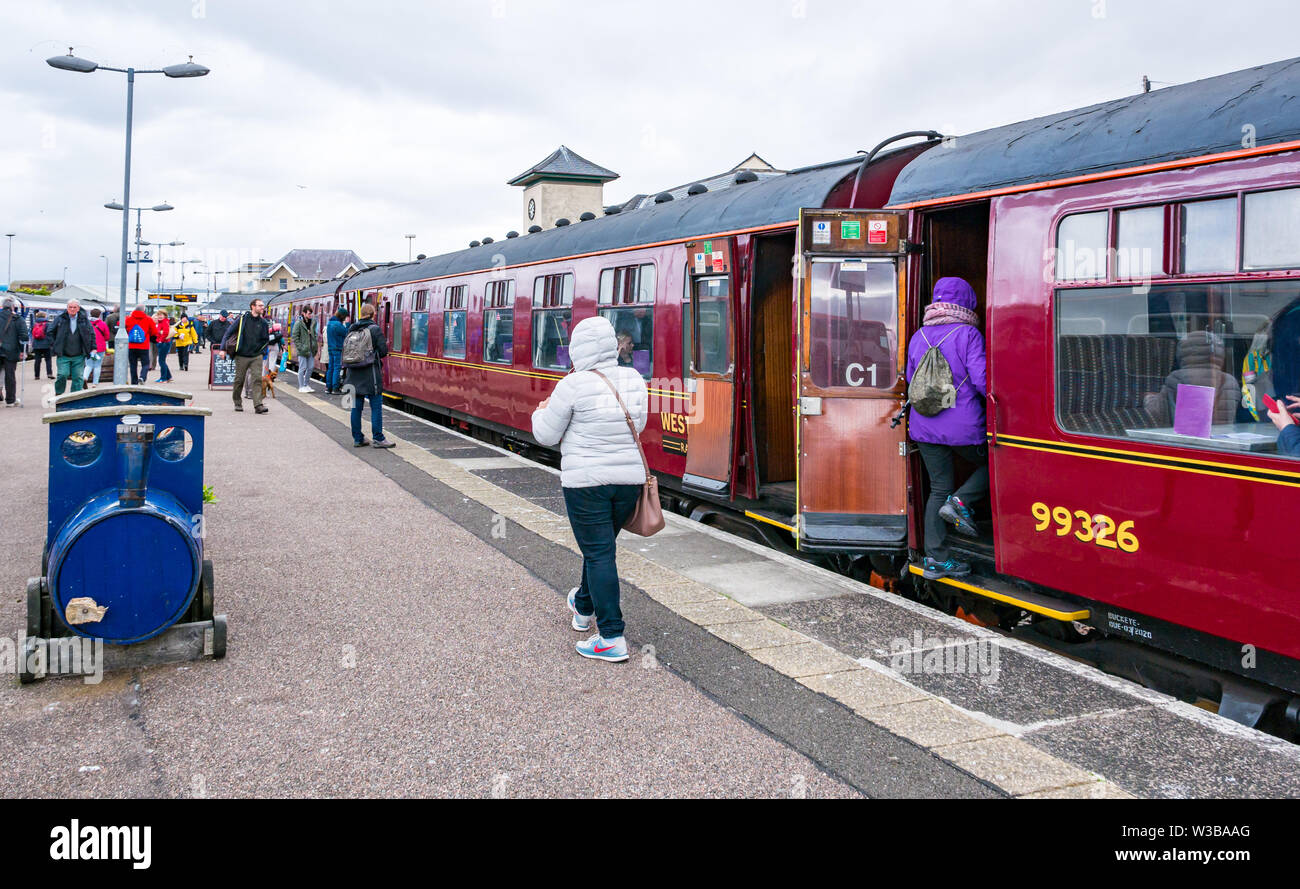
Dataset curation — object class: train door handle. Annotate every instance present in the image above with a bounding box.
[988,392,1000,445]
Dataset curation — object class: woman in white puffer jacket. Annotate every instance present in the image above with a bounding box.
[533,316,648,663]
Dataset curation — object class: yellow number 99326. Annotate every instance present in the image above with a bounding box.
[1029,502,1138,554]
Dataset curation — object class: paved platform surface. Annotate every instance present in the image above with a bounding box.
[0,359,969,798]
[270,373,1300,799]
[4,358,1298,797]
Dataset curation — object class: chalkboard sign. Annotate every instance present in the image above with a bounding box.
[209,350,238,389]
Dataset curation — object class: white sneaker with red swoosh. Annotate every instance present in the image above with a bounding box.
[575,634,628,662]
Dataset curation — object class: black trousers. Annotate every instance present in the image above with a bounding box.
[915,441,990,562]
[32,349,52,377]
[176,345,189,370]
[0,356,17,404]
[128,350,149,385]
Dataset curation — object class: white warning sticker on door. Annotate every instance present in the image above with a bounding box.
[812,220,831,245]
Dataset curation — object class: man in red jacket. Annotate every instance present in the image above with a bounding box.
[124,305,156,385]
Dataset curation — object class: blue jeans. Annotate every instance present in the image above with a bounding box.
[350,392,385,443]
[562,484,641,639]
[156,340,172,381]
[327,349,342,391]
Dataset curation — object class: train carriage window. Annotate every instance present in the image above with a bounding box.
[1243,188,1300,270]
[443,311,466,359]
[532,273,574,307]
[1181,198,1238,274]
[1055,280,1300,458]
[393,292,405,352]
[483,308,514,364]
[807,259,897,390]
[693,276,730,375]
[532,309,571,370]
[1115,206,1164,280]
[599,264,656,305]
[600,307,654,379]
[1056,211,1109,281]
[410,312,428,354]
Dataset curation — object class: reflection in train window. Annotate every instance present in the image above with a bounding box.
[807,259,897,390]
[1055,280,1300,456]
[443,310,466,359]
[600,306,654,379]
[483,308,514,364]
[409,313,429,355]
[692,277,729,375]
[533,309,571,370]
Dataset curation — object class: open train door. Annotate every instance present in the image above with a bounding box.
[796,209,910,555]
[682,237,737,497]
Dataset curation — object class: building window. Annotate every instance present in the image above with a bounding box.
[443,311,466,359]
[483,308,513,364]
[532,273,574,307]
[1054,280,1300,455]
[599,264,656,305]
[532,309,572,370]
[279,278,288,290]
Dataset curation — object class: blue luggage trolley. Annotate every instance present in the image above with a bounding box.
[21,388,227,682]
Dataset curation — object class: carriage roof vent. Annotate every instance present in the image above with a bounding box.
[482,237,494,244]
[469,240,481,248]
[579,211,596,221]
[506,231,519,239]
[653,192,673,203]
[686,183,708,195]
[555,218,571,226]
[416,253,426,260]
[527,225,542,233]
[734,170,759,184]
[604,205,622,215]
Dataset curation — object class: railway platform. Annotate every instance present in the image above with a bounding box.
[1,359,1297,798]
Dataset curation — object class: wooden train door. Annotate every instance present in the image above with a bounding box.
[796,209,910,554]
[682,238,737,497]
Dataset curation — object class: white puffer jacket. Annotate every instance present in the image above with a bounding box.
[532,316,649,488]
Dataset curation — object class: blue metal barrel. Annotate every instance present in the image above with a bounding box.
[43,402,211,644]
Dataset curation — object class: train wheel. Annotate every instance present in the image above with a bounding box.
[200,560,214,621]
[25,577,42,639]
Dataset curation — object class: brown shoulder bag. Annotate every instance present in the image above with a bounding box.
[591,369,664,536]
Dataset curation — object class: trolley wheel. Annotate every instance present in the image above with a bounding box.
[18,636,39,684]
[200,560,214,621]
[25,577,42,639]
[211,614,228,659]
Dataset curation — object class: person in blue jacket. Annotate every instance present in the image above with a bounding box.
[325,308,350,395]
[1267,395,1300,456]
[904,277,988,580]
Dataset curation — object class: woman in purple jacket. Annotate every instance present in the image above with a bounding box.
[905,277,988,580]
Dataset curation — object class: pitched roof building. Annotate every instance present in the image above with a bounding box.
[259,249,366,292]
[508,146,619,234]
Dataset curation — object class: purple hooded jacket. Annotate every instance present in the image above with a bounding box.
[905,277,987,446]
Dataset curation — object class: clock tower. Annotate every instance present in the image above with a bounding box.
[507,146,619,233]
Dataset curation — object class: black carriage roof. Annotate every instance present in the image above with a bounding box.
[888,56,1300,206]
[338,158,863,292]
[268,279,344,305]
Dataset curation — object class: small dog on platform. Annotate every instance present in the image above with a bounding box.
[260,367,278,400]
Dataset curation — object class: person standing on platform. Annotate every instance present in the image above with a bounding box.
[173,314,196,372]
[292,305,318,393]
[192,315,206,354]
[207,310,231,353]
[342,303,393,447]
[153,310,174,383]
[124,304,156,385]
[48,298,95,396]
[82,308,110,387]
[532,315,648,664]
[30,311,52,379]
[220,297,270,413]
[326,308,349,395]
[0,297,29,406]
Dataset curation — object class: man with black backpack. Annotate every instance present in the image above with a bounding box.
[219,298,271,413]
[341,303,393,448]
[904,277,989,581]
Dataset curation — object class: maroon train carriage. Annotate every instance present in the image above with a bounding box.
[276,57,1300,735]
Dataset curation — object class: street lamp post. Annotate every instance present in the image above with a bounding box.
[405,234,416,262]
[4,234,13,289]
[47,48,209,384]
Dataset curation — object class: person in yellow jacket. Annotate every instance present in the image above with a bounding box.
[172,314,198,372]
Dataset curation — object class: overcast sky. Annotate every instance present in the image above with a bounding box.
[3,0,1298,291]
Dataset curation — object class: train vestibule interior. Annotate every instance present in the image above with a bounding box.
[750,231,798,510]
[917,201,996,565]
